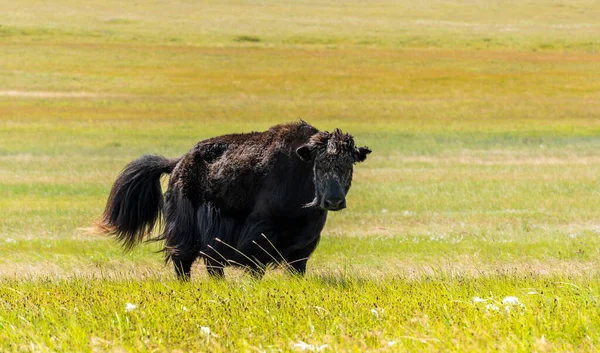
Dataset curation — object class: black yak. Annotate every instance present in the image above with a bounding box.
[99,121,371,280]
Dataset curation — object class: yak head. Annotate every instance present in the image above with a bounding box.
[296,128,371,211]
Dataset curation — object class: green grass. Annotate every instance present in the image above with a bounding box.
[1,0,600,351]
[2,275,599,352]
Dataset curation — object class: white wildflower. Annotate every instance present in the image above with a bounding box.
[502,296,525,311]
[485,304,500,312]
[502,296,520,305]
[125,303,137,312]
[200,326,211,335]
[388,341,397,346]
[293,341,329,352]
[370,308,379,318]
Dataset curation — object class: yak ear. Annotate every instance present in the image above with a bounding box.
[354,146,371,163]
[296,144,314,162]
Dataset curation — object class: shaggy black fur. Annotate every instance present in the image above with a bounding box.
[99,121,371,280]
[100,155,180,250]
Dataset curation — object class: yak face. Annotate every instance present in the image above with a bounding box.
[296,129,371,211]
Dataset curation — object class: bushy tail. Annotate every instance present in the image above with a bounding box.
[99,154,180,250]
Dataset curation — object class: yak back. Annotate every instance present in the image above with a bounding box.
[171,121,319,218]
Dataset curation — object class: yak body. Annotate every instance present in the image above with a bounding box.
[100,121,370,280]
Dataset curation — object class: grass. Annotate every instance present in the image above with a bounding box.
[2,275,599,352]
[1,0,600,351]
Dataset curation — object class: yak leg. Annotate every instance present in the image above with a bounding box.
[232,217,278,279]
[163,188,201,281]
[285,238,320,276]
[172,257,195,281]
[164,144,228,281]
[236,238,273,280]
[284,212,327,276]
[204,257,225,279]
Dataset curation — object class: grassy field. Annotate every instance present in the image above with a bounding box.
[1,0,600,351]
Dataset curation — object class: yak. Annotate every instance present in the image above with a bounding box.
[99,121,371,280]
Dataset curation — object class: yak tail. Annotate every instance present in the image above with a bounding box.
[98,154,180,250]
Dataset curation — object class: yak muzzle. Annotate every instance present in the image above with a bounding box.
[323,197,346,211]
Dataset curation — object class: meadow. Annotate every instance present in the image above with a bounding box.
[1,0,600,351]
